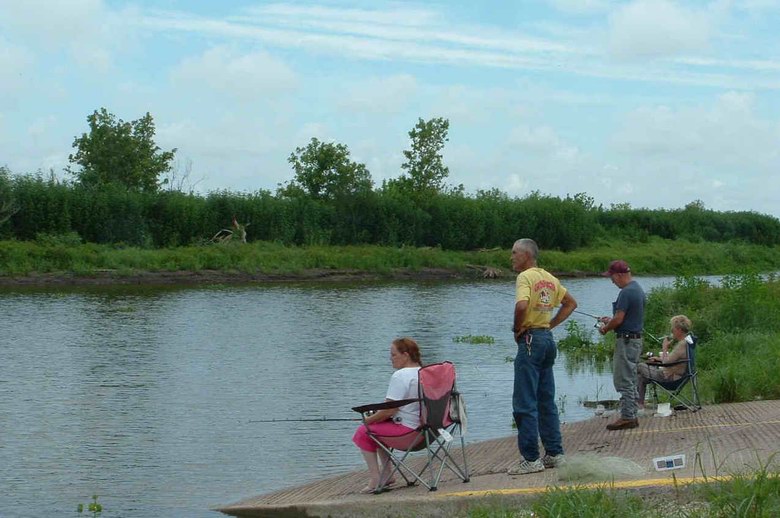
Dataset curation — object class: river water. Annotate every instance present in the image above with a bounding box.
[0,275,696,517]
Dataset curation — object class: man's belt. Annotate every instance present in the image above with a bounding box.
[616,332,642,339]
[520,327,550,334]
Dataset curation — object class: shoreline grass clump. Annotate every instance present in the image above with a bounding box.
[693,459,780,517]
[465,465,780,517]
[557,320,614,376]
[453,334,496,345]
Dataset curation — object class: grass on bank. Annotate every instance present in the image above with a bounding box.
[2,235,780,277]
[466,465,780,517]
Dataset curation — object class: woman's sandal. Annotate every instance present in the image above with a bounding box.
[359,481,396,494]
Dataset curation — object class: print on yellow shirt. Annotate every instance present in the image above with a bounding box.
[515,268,566,329]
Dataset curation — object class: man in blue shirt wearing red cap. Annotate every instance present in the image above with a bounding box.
[599,260,646,430]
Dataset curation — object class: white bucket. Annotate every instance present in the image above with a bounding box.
[655,402,672,417]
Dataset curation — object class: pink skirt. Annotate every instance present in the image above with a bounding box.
[352,421,416,452]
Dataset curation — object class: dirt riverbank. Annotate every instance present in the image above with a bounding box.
[0,267,594,288]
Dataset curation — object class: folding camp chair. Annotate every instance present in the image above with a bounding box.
[352,361,470,493]
[650,334,702,412]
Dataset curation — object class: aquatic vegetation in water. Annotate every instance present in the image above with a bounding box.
[77,495,103,516]
[558,321,611,356]
[453,334,496,345]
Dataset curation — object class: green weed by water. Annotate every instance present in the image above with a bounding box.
[453,334,496,345]
[557,320,611,357]
[76,495,102,516]
[558,320,613,377]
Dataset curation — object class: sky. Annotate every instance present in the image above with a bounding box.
[1,0,779,216]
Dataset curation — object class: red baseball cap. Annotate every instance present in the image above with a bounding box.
[602,259,631,276]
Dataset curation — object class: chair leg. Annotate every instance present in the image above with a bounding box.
[691,375,702,410]
[459,430,470,483]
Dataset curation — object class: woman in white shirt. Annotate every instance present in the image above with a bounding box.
[352,337,422,493]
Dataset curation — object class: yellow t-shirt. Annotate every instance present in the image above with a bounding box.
[515,267,566,328]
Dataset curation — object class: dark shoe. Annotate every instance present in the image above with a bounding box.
[606,418,638,430]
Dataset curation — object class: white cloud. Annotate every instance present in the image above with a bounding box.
[734,0,780,14]
[606,92,780,212]
[242,4,439,29]
[506,173,526,194]
[338,74,417,114]
[548,0,614,15]
[613,92,779,167]
[609,0,713,59]
[294,123,330,144]
[158,117,280,159]
[155,116,292,193]
[141,8,584,72]
[0,0,135,70]
[0,38,34,95]
[0,0,103,42]
[239,4,575,54]
[170,46,297,101]
[138,5,780,91]
[508,125,581,161]
[27,116,58,139]
[429,85,529,125]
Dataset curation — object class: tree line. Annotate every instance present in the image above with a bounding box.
[0,108,778,250]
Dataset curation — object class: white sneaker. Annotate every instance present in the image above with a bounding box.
[507,458,545,475]
[542,453,566,468]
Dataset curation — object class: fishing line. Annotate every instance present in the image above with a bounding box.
[248,417,359,423]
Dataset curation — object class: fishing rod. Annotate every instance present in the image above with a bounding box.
[248,417,359,423]
[481,279,676,344]
[643,330,666,345]
[574,309,602,320]
[480,284,606,321]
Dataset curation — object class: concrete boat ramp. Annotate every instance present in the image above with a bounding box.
[218,400,780,517]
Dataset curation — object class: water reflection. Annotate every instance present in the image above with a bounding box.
[0,275,708,517]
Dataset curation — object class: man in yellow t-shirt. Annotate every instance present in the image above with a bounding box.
[507,238,577,476]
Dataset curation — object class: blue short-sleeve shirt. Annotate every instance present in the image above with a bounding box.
[613,280,646,333]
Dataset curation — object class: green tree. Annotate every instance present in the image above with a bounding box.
[68,108,176,192]
[0,166,17,225]
[399,117,450,195]
[283,137,373,200]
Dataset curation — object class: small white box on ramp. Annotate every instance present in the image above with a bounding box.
[653,454,685,471]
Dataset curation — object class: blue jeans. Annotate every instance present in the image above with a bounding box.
[512,329,563,462]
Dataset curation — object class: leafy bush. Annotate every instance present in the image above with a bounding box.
[2,168,780,251]
[645,275,780,403]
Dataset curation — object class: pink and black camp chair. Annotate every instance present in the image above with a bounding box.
[352,361,470,493]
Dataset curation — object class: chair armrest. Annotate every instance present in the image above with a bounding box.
[351,398,419,414]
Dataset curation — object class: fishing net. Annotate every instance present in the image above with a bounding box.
[557,454,646,482]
